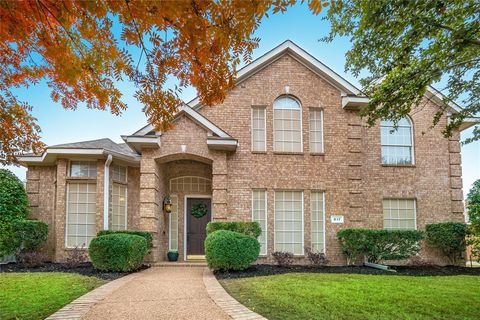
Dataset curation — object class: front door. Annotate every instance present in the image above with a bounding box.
[186,198,211,256]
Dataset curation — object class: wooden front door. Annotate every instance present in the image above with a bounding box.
[186,198,211,255]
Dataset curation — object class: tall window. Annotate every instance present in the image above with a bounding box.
[380,117,413,165]
[252,189,267,255]
[309,108,323,153]
[274,190,303,255]
[112,184,127,230]
[66,183,96,247]
[112,164,127,183]
[311,191,325,253]
[383,199,416,230]
[252,106,266,152]
[273,96,302,152]
[70,161,97,177]
[169,195,179,251]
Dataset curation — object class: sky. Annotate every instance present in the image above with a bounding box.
[4,3,479,198]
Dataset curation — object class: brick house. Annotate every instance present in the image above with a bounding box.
[18,41,478,265]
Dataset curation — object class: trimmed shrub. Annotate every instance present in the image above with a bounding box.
[16,251,48,267]
[426,222,467,264]
[89,234,147,272]
[205,230,260,271]
[337,228,425,264]
[206,221,261,238]
[17,220,48,251]
[272,251,294,266]
[97,230,153,251]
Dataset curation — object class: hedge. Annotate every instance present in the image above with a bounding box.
[337,228,425,264]
[206,221,261,239]
[0,169,29,224]
[0,220,48,256]
[89,234,147,272]
[426,222,467,264]
[205,230,260,271]
[97,230,153,251]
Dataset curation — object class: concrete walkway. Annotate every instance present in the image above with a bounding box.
[83,267,229,320]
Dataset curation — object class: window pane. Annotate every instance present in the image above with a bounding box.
[70,161,97,178]
[309,109,323,153]
[169,195,178,251]
[380,118,413,164]
[311,192,325,253]
[112,183,127,230]
[383,199,416,230]
[274,191,303,255]
[112,164,127,183]
[252,107,266,152]
[169,176,212,193]
[66,183,96,247]
[273,97,302,153]
[252,190,267,255]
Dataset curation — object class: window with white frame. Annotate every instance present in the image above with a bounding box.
[112,183,127,230]
[274,190,303,255]
[311,191,325,253]
[273,96,302,152]
[66,183,96,247]
[380,117,413,165]
[112,164,127,183]
[383,199,416,230]
[169,195,178,251]
[69,161,97,178]
[170,176,212,193]
[251,106,266,152]
[309,108,323,153]
[252,189,267,255]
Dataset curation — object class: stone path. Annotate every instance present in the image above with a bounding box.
[83,266,230,320]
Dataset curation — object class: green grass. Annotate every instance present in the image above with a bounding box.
[220,273,480,320]
[0,272,105,320]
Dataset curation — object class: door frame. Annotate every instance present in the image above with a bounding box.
[183,194,212,261]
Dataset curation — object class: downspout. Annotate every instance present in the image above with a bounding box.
[103,154,113,230]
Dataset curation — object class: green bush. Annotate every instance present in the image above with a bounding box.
[89,234,147,272]
[337,228,425,264]
[205,230,260,271]
[426,222,467,264]
[97,230,153,251]
[206,221,261,238]
[17,220,48,251]
[0,169,29,224]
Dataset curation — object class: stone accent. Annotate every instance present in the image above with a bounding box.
[203,268,266,320]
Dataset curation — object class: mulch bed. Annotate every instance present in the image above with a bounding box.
[0,262,149,281]
[215,264,480,280]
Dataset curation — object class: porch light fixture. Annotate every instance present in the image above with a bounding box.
[163,196,173,213]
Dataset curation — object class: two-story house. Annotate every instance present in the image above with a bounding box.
[19,41,478,264]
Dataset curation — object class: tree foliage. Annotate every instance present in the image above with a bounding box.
[467,179,480,231]
[0,0,330,164]
[324,0,479,142]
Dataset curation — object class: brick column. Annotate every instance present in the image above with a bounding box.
[139,150,162,262]
[212,152,228,220]
[448,132,465,219]
[54,159,68,261]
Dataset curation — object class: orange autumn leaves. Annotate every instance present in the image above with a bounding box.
[0,0,330,164]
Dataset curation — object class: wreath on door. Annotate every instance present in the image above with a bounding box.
[191,202,208,218]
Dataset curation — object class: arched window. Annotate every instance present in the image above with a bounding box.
[273,95,302,152]
[380,117,414,165]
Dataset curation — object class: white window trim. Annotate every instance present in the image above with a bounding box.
[310,191,326,254]
[168,194,178,251]
[65,182,96,248]
[112,183,128,231]
[309,108,324,154]
[383,198,418,230]
[251,189,268,256]
[68,160,98,178]
[380,117,415,165]
[169,176,212,193]
[273,96,303,153]
[251,106,267,152]
[273,190,304,256]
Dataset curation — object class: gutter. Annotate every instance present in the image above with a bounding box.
[103,154,113,230]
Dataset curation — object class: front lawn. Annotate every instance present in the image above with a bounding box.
[220,273,480,320]
[0,272,105,320]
